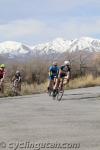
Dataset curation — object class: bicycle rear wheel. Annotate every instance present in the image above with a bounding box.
[48,87,53,96]
[48,89,52,96]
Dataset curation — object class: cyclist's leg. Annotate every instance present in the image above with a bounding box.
[47,78,51,91]
[53,77,60,91]
[59,78,64,91]
[63,75,70,86]
[47,77,53,92]
[53,77,56,85]
[13,79,18,93]
[58,73,64,90]
[13,80,16,87]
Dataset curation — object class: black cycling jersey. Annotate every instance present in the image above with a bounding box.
[60,65,70,72]
[59,65,70,78]
[15,74,21,82]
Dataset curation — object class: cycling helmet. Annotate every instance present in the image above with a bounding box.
[16,70,20,74]
[53,61,57,66]
[0,64,5,68]
[64,61,70,65]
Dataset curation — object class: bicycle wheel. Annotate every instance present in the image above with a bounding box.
[57,88,64,101]
[48,89,52,96]
[12,80,19,96]
[52,89,58,100]
[48,87,53,96]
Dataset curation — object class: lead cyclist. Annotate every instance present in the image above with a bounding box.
[53,61,71,93]
[47,61,59,93]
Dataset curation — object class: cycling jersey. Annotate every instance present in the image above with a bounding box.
[61,65,70,72]
[59,65,70,78]
[0,68,5,79]
[12,74,21,83]
[49,66,59,80]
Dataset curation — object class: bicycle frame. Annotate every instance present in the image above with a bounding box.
[12,79,20,96]
[52,77,65,101]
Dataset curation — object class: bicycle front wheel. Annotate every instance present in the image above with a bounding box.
[57,89,64,101]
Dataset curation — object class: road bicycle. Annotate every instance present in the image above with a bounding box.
[12,79,21,96]
[48,76,57,96]
[52,78,64,101]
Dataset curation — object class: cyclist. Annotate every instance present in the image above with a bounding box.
[0,64,6,93]
[53,61,71,92]
[12,70,22,92]
[47,61,59,92]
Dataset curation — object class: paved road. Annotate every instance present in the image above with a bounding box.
[0,86,100,150]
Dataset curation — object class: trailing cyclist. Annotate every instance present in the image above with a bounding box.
[12,70,22,94]
[53,61,71,93]
[47,61,59,93]
[0,64,6,93]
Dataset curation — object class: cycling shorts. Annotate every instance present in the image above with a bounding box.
[59,73,66,78]
[49,75,58,80]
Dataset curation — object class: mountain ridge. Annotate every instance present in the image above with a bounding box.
[0,37,100,58]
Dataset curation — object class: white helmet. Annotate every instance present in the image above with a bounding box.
[53,61,57,66]
[64,61,70,65]
[16,70,20,74]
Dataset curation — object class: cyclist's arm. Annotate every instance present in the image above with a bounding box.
[49,67,53,76]
[65,69,71,83]
[58,69,61,78]
[64,72,70,79]
[18,76,21,82]
[49,71,52,76]
[67,67,71,78]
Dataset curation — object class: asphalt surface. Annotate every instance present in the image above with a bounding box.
[0,86,100,150]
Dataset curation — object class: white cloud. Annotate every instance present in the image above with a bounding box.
[37,17,100,40]
[0,17,100,43]
[62,17,100,39]
[0,19,46,38]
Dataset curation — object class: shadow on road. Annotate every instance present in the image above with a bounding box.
[64,92,91,95]
[62,93,100,101]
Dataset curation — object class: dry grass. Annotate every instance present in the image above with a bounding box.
[0,81,48,97]
[21,82,48,95]
[68,74,100,89]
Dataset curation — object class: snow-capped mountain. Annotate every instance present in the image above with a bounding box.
[32,38,72,54]
[32,37,100,54]
[68,37,100,52]
[0,41,32,58]
[0,37,100,58]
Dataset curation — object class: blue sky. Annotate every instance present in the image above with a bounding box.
[0,0,100,45]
